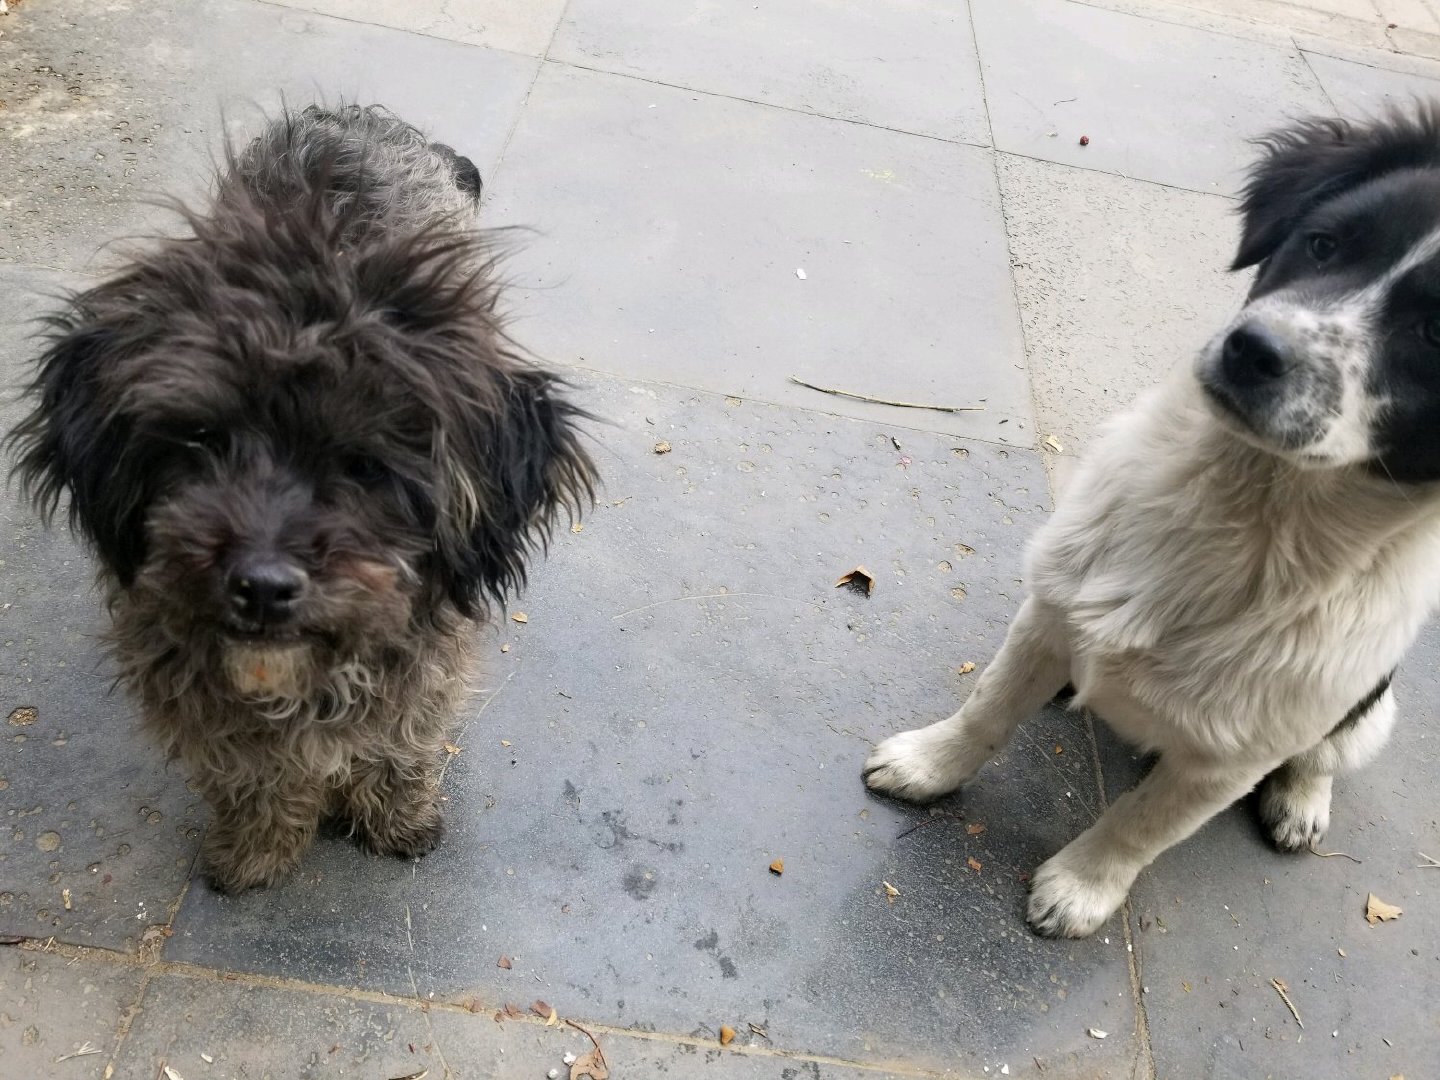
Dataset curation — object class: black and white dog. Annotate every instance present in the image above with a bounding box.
[865,105,1440,937]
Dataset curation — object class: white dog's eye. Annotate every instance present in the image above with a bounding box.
[1423,315,1440,347]
[1307,232,1338,262]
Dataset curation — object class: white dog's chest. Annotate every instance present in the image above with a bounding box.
[1028,386,1440,764]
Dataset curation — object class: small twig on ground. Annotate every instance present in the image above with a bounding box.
[748,1023,769,1040]
[564,1018,607,1067]
[895,811,965,841]
[1270,978,1304,1029]
[787,376,985,414]
[1307,844,1362,864]
[1417,851,1440,868]
[53,1043,102,1063]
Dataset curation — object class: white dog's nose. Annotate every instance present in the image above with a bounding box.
[1221,322,1294,388]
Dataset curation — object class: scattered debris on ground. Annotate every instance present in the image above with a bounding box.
[7,705,37,726]
[835,566,876,596]
[719,1024,736,1045]
[653,440,671,454]
[788,376,984,414]
[496,955,512,969]
[958,661,976,675]
[1365,893,1403,925]
[768,858,784,876]
[1270,978,1303,1028]
[1086,1028,1107,1040]
[883,881,900,903]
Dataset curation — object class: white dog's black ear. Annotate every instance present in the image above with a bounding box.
[1233,105,1440,270]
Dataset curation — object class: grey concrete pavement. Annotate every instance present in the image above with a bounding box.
[3,1,1440,1078]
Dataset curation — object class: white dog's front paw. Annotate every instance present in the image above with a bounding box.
[863,723,981,802]
[1026,855,1129,939]
[1258,769,1332,852]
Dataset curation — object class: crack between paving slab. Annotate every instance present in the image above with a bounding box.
[1298,41,1343,113]
[403,902,456,1080]
[95,834,205,1076]
[244,0,547,64]
[4,937,951,1078]
[1082,713,1156,1080]
[537,57,991,152]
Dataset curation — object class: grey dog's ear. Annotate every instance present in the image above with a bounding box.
[7,289,156,585]
[1232,105,1440,270]
[431,363,596,618]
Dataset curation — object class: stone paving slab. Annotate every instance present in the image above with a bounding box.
[485,63,1033,446]
[164,372,1138,1076]
[1116,626,1440,1080]
[263,0,571,57]
[112,967,929,1080]
[994,154,1244,463]
[550,0,991,145]
[970,0,1332,195]
[0,0,536,272]
[0,266,201,953]
[1304,47,1440,113]
[0,947,142,1078]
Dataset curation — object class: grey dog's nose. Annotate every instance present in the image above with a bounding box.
[226,556,307,624]
[1221,322,1293,388]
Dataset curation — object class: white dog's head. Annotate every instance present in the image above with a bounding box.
[1198,105,1440,482]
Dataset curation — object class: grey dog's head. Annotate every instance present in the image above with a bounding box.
[1197,103,1440,482]
[7,143,594,697]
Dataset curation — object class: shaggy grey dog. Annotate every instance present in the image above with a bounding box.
[8,105,595,892]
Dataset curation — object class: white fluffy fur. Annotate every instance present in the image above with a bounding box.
[865,364,1440,938]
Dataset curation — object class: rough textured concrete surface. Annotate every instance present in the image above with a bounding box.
[2,0,1440,1077]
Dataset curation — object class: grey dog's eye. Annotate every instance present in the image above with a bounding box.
[1307,233,1338,262]
[344,455,388,486]
[1423,315,1440,347]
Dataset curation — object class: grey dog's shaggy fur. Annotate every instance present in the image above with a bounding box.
[7,105,595,891]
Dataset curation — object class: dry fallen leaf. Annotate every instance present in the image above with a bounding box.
[1054,744,1064,755]
[531,1000,551,1018]
[1366,892,1403,925]
[443,743,462,755]
[503,1002,524,1019]
[1086,1028,1108,1040]
[571,522,584,533]
[883,881,900,903]
[511,611,529,624]
[61,888,71,911]
[957,661,976,675]
[967,857,983,872]
[1043,434,1064,454]
[835,566,876,596]
[653,440,672,455]
[501,740,512,748]
[966,823,986,836]
[719,1025,736,1046]
[497,955,513,970]
[769,858,784,876]
[570,1048,608,1080]
[546,1007,559,1027]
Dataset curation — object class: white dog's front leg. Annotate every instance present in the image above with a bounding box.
[1027,755,1270,938]
[864,597,1071,801]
